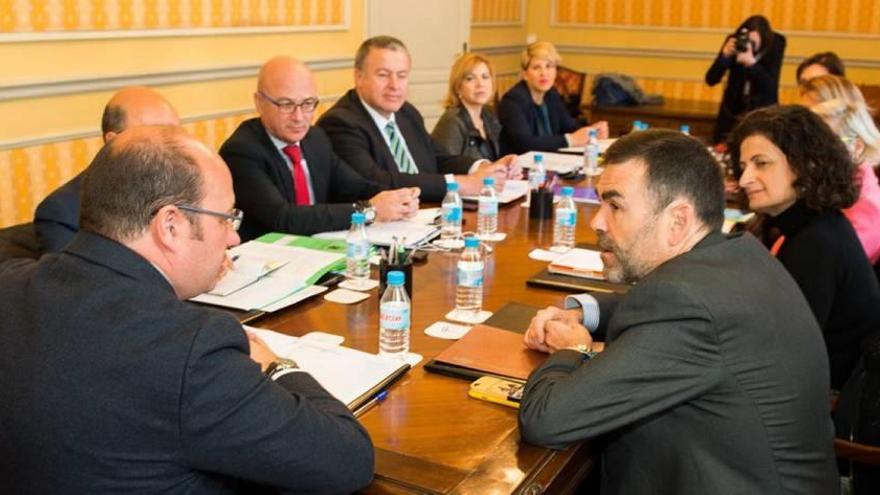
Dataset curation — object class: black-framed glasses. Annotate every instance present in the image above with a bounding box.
[257,90,319,114]
[177,204,243,231]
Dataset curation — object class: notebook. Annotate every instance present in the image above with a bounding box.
[425,324,547,381]
[548,248,605,279]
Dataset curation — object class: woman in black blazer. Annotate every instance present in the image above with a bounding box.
[497,41,607,154]
[706,15,786,144]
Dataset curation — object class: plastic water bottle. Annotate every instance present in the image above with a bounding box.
[440,182,463,241]
[584,128,600,175]
[346,212,370,285]
[631,120,643,133]
[477,177,498,236]
[553,186,577,250]
[680,124,691,136]
[528,153,546,191]
[455,237,484,314]
[379,270,410,358]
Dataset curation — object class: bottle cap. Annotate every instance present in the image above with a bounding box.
[351,212,365,224]
[680,124,690,133]
[387,270,405,286]
[588,128,597,137]
[446,182,459,192]
[534,154,543,162]
[464,237,479,248]
[483,177,495,186]
[561,186,574,197]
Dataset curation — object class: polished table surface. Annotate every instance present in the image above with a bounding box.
[256,197,602,494]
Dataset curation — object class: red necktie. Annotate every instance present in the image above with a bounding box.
[282,144,312,206]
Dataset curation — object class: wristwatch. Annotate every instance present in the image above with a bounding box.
[354,200,377,224]
[264,358,299,380]
[574,343,600,360]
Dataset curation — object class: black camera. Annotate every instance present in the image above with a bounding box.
[735,28,750,52]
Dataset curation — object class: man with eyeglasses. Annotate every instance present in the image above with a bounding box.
[317,36,520,202]
[34,86,181,254]
[0,125,375,493]
[220,56,420,241]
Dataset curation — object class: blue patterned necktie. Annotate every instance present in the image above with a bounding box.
[384,121,418,174]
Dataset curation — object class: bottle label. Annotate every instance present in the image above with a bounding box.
[442,204,462,222]
[347,241,370,258]
[458,264,484,287]
[380,303,410,331]
[478,197,498,216]
[555,208,576,227]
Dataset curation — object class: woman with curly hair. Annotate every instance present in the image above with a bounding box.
[728,105,880,389]
[800,74,880,263]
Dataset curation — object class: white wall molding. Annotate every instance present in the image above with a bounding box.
[0,58,353,102]
[554,45,880,69]
[548,21,880,41]
[0,93,343,151]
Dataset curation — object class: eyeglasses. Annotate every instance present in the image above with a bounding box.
[257,91,319,114]
[177,204,243,231]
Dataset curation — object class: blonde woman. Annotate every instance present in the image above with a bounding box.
[432,53,502,161]
[801,74,880,263]
[498,41,607,154]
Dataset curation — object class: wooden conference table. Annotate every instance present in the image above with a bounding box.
[256,197,602,494]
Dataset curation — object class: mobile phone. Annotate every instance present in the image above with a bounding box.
[468,376,526,409]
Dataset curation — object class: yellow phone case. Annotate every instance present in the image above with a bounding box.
[468,376,525,409]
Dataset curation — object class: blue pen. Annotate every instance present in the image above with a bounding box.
[354,390,388,417]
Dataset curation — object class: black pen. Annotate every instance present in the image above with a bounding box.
[354,390,388,418]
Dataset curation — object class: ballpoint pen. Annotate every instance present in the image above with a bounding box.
[354,390,388,417]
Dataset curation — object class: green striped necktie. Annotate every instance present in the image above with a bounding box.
[384,121,418,174]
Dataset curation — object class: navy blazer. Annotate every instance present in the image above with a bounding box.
[316,89,473,202]
[33,173,82,254]
[497,80,581,154]
[220,118,384,241]
[0,231,374,493]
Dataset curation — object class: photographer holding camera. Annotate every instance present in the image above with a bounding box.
[705,15,786,144]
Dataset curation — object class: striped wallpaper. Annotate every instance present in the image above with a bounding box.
[472,0,524,25]
[0,0,347,33]
[553,0,880,34]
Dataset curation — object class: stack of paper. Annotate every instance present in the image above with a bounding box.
[462,179,529,204]
[313,208,441,247]
[517,152,583,175]
[548,248,605,280]
[557,138,617,155]
[191,236,345,311]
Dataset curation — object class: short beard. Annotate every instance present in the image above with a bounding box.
[597,230,654,284]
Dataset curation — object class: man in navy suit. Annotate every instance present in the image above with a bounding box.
[221,57,420,241]
[317,36,519,202]
[33,86,181,253]
[0,126,375,493]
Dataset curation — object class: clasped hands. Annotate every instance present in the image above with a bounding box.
[524,306,604,354]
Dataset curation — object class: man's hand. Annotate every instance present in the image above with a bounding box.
[458,163,508,195]
[589,121,609,139]
[246,330,279,372]
[544,320,593,353]
[372,187,421,221]
[524,306,585,353]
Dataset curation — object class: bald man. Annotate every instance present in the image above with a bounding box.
[220,56,419,240]
[2,126,374,492]
[34,86,180,253]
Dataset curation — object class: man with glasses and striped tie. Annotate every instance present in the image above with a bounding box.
[318,36,520,202]
[221,56,420,241]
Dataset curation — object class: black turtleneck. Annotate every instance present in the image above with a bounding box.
[765,201,880,389]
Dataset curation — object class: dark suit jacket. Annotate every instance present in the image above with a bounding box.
[705,34,786,144]
[316,89,474,202]
[0,231,374,494]
[220,118,384,241]
[497,80,581,154]
[519,232,838,495]
[33,173,82,253]
[431,106,501,162]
